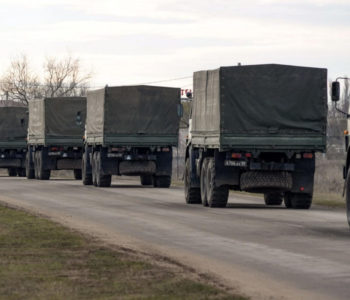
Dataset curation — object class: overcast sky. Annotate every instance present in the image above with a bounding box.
[0,0,349,89]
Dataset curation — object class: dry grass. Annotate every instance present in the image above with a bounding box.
[0,205,246,300]
[314,155,344,194]
[313,192,345,208]
[312,156,345,207]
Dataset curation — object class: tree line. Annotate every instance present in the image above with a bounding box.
[0,54,91,104]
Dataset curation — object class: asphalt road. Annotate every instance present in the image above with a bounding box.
[1,176,350,300]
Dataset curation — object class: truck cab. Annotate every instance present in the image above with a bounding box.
[331,79,350,225]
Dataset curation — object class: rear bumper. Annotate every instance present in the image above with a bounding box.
[0,158,24,168]
[220,135,326,152]
[86,135,178,147]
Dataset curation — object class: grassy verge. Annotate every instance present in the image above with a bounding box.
[0,205,246,300]
[313,192,345,208]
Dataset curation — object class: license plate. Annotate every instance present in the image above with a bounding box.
[224,160,247,167]
[48,152,61,156]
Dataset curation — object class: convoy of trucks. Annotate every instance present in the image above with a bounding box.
[6,63,350,224]
[26,97,86,180]
[82,85,181,187]
[185,64,327,209]
[0,106,28,177]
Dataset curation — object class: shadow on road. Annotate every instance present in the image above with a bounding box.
[226,203,286,209]
[307,226,350,239]
[110,184,152,188]
[48,178,76,181]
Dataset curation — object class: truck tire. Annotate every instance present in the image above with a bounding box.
[240,171,292,192]
[82,148,93,185]
[200,158,209,207]
[74,169,82,180]
[206,158,229,208]
[284,194,292,208]
[94,151,111,187]
[264,193,283,206]
[345,170,350,226]
[7,168,16,177]
[92,152,97,186]
[285,192,312,209]
[153,176,171,188]
[184,159,201,204]
[35,150,50,180]
[26,150,35,179]
[17,168,26,177]
[140,175,153,186]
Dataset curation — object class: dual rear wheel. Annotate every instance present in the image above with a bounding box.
[185,157,229,207]
[184,159,201,204]
[199,158,229,208]
[91,151,111,187]
[33,150,50,180]
[82,149,93,185]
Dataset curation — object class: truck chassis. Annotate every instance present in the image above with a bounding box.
[185,146,315,209]
[82,145,173,188]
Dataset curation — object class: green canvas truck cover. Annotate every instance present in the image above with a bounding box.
[28,97,86,146]
[191,64,328,151]
[86,85,181,146]
[0,106,28,148]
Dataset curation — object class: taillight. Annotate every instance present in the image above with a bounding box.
[51,147,58,151]
[231,153,242,159]
[303,153,313,159]
[245,153,252,158]
[162,147,170,152]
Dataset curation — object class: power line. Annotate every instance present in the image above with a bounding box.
[0,75,193,90]
[136,76,192,85]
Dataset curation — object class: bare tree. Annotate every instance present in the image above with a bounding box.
[43,55,91,98]
[0,55,41,104]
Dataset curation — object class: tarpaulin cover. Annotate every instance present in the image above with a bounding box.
[28,97,86,143]
[86,85,181,138]
[192,64,327,138]
[0,106,28,141]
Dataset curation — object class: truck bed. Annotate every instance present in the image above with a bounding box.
[191,64,328,151]
[86,85,180,147]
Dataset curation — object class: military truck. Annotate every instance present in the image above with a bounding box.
[0,106,28,176]
[331,78,350,225]
[83,85,181,188]
[27,97,86,180]
[185,64,327,209]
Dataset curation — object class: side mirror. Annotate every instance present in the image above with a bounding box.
[332,81,340,102]
[177,103,183,118]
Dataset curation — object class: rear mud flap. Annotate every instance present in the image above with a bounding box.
[240,171,292,192]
